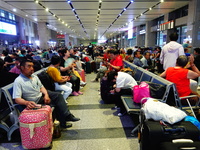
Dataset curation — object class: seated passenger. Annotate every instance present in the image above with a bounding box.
[47,55,72,102]
[125,49,134,63]
[133,51,143,67]
[160,55,200,105]
[13,59,80,128]
[141,51,152,69]
[105,50,123,72]
[59,49,83,96]
[107,71,137,117]
[9,57,23,74]
[0,58,19,87]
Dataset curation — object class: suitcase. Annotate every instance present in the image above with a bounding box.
[85,62,91,74]
[79,70,86,82]
[100,78,115,104]
[139,120,200,150]
[160,141,200,150]
[91,61,97,73]
[19,105,53,149]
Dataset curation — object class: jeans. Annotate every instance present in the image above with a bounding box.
[55,82,72,100]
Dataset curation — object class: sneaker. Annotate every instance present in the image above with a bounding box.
[91,78,98,82]
[111,106,120,110]
[80,81,87,86]
[72,91,79,96]
[77,91,83,95]
[60,122,73,128]
[66,114,80,122]
[117,112,126,117]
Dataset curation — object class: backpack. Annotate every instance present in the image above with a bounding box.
[37,71,55,91]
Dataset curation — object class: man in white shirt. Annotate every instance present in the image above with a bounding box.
[160,33,185,70]
[107,71,137,117]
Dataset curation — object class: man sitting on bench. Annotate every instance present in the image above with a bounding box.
[107,71,137,117]
[13,59,80,128]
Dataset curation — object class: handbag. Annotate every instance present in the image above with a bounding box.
[133,81,150,104]
[144,81,166,99]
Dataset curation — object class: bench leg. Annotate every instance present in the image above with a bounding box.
[131,124,139,136]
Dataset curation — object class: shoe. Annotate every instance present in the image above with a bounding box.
[80,81,87,86]
[72,91,79,96]
[111,106,120,110]
[66,114,80,122]
[91,78,98,82]
[60,122,73,128]
[117,112,126,117]
[77,91,83,95]
[197,86,200,90]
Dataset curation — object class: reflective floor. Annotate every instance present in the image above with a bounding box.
[0,73,138,150]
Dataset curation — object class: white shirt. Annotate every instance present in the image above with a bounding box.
[160,41,185,70]
[116,72,137,89]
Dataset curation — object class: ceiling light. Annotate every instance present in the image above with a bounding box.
[72,8,75,11]
[35,0,39,3]
[130,0,134,3]
[160,0,164,2]
[62,21,65,24]
[58,18,61,21]
[65,24,68,26]
[26,15,28,17]
[13,8,17,12]
[149,7,152,10]
[141,13,143,16]
[34,18,38,21]
[45,8,49,12]
[99,0,102,3]
[67,0,71,4]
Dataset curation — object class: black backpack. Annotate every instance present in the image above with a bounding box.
[37,71,55,91]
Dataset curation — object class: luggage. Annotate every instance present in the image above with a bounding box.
[37,71,55,91]
[19,105,53,149]
[91,61,97,72]
[85,62,91,73]
[79,70,86,82]
[160,141,200,150]
[139,120,200,150]
[100,78,115,104]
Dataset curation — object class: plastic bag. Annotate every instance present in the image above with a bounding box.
[143,98,187,124]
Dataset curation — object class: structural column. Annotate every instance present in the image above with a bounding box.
[145,21,156,47]
[187,0,200,48]
[37,22,49,49]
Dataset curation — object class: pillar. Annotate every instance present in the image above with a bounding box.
[37,22,49,49]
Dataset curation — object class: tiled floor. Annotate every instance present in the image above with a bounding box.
[0,73,138,150]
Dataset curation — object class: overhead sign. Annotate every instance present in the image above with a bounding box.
[57,34,65,38]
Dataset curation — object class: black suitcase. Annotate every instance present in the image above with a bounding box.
[160,141,200,150]
[85,62,91,74]
[139,120,200,150]
[100,78,115,104]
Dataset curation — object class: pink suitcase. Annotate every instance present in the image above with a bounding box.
[79,70,86,82]
[19,105,53,149]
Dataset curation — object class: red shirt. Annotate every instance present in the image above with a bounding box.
[109,55,123,71]
[166,67,191,97]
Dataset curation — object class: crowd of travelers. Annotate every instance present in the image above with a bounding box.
[0,32,200,134]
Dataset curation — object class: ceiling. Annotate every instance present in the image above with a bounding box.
[0,0,189,41]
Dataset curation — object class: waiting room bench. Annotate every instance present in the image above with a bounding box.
[121,60,177,134]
